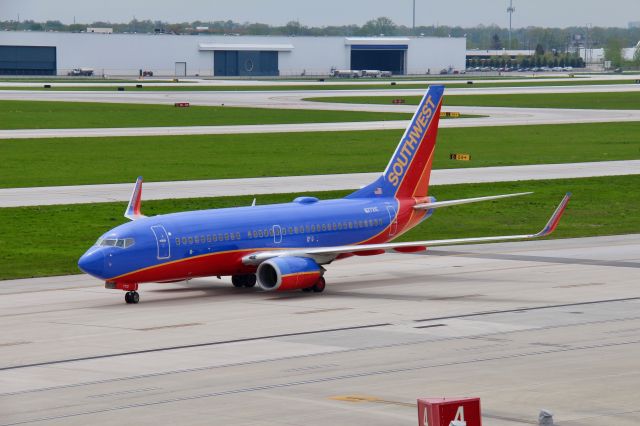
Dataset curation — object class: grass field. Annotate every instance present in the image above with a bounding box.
[306,91,640,110]
[0,79,637,92]
[2,122,639,188]
[0,101,412,130]
[1,175,637,280]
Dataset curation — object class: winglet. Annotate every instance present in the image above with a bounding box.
[534,192,571,237]
[124,176,145,221]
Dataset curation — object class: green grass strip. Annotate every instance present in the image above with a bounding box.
[0,100,411,130]
[307,91,640,110]
[0,175,637,280]
[1,122,639,188]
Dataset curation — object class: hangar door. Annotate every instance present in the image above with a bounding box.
[0,45,56,75]
[350,44,407,75]
[214,51,278,76]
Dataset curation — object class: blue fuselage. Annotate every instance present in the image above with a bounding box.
[77,195,428,284]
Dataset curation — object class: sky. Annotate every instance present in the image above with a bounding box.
[1,0,639,28]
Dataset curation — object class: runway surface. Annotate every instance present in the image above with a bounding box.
[0,72,640,88]
[1,234,639,425]
[1,84,639,111]
[0,73,634,88]
[2,160,638,207]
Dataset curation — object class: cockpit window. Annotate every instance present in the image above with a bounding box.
[96,237,135,248]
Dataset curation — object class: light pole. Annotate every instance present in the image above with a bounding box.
[412,0,416,35]
[507,0,515,49]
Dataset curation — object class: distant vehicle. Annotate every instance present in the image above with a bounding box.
[360,70,383,78]
[563,66,573,72]
[67,68,94,76]
[142,70,154,77]
[78,85,571,304]
[331,69,361,78]
[552,66,563,72]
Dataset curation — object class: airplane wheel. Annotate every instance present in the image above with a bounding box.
[231,275,245,288]
[312,277,326,293]
[131,291,140,304]
[124,292,132,304]
[232,275,256,288]
[302,287,313,292]
[245,274,257,288]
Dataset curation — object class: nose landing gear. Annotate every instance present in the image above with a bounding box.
[125,291,140,304]
[105,282,140,304]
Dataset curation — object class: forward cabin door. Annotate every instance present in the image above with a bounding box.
[151,225,171,259]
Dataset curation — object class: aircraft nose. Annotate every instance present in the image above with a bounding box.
[78,249,105,278]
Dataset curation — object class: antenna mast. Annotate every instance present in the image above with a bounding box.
[507,0,515,49]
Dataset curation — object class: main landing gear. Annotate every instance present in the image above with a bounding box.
[232,274,257,288]
[124,291,140,304]
[302,277,326,293]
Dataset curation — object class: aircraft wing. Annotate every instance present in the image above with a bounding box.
[243,192,571,266]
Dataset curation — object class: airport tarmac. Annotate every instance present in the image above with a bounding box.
[2,160,638,207]
[1,234,639,425]
[0,73,635,88]
[1,84,639,112]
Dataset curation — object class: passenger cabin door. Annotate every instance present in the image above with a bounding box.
[273,225,282,244]
[151,225,171,260]
[386,206,398,237]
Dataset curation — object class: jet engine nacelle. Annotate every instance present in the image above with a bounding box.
[256,256,321,291]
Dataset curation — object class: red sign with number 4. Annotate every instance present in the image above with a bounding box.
[417,397,482,426]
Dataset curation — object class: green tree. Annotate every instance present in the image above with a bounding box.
[285,21,302,36]
[361,17,396,36]
[491,33,502,49]
[534,43,545,56]
[604,37,624,68]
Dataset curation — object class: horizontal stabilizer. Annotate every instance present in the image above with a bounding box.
[414,192,532,210]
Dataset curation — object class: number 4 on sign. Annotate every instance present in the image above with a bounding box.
[450,406,466,426]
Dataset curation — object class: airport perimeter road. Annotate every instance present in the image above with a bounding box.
[3,106,640,139]
[1,235,639,425]
[0,83,639,111]
[0,73,635,88]
[2,160,639,207]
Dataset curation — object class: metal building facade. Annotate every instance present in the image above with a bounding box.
[0,45,57,75]
[0,32,465,77]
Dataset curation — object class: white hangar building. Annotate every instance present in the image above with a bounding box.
[0,32,466,77]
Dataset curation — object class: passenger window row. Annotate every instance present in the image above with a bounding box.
[174,218,384,246]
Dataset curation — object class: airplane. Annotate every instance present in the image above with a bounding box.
[78,85,571,304]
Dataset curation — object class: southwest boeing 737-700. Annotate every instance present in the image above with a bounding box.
[78,85,571,304]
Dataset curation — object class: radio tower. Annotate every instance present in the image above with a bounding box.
[507,0,515,49]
